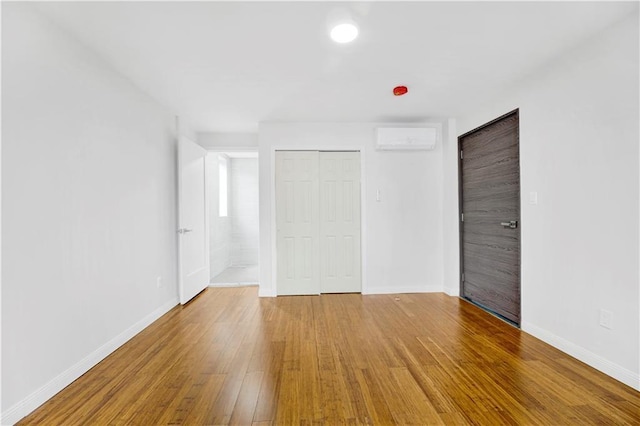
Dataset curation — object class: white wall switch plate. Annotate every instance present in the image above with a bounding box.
[599,309,613,329]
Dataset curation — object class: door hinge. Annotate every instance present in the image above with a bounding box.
[460,150,463,160]
[462,273,465,282]
[461,213,464,222]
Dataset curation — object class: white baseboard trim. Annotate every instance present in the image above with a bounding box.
[1,297,179,426]
[209,283,258,288]
[258,285,444,297]
[363,285,443,295]
[522,321,640,391]
[443,286,460,297]
[258,287,276,297]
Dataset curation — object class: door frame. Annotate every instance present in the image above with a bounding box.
[270,146,366,296]
[457,108,521,323]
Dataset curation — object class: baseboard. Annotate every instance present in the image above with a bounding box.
[209,283,258,288]
[443,286,460,297]
[1,297,179,426]
[522,321,640,391]
[258,287,276,297]
[259,286,442,296]
[362,285,443,295]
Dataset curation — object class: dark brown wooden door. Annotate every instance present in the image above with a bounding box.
[459,110,521,325]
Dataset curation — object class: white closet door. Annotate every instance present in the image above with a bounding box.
[275,151,320,295]
[319,152,361,293]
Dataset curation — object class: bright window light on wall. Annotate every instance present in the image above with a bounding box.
[219,157,228,217]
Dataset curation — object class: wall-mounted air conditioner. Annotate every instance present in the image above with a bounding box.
[376,127,439,151]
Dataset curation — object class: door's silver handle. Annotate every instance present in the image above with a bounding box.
[500,220,518,229]
[177,228,193,234]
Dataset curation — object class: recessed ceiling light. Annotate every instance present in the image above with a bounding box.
[330,23,359,44]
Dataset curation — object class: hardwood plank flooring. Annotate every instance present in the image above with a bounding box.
[18,288,640,425]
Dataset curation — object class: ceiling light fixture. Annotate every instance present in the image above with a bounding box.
[330,22,359,43]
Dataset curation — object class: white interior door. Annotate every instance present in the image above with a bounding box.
[275,151,320,295]
[178,136,210,304]
[319,152,361,293]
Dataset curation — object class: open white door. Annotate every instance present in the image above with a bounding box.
[178,136,210,304]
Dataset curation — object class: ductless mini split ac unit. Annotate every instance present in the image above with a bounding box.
[375,126,439,151]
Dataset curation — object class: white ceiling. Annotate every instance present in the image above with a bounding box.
[34,1,638,133]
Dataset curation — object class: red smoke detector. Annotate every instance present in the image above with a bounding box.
[393,85,408,96]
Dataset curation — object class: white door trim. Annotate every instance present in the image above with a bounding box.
[203,146,259,154]
[269,146,367,296]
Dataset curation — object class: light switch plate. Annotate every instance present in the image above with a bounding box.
[599,309,613,329]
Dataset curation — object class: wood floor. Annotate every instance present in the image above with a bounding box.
[19,287,640,425]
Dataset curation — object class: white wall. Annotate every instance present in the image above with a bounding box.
[2,4,180,422]
[0,3,4,417]
[229,158,259,266]
[441,118,460,296]
[258,122,446,297]
[207,154,232,279]
[197,132,258,150]
[456,13,639,389]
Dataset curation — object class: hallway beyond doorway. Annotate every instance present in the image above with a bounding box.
[210,264,259,286]
[207,151,259,287]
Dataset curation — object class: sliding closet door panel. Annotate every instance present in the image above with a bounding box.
[319,152,361,293]
[275,151,320,295]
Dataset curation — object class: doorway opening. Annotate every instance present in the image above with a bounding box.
[206,151,259,286]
